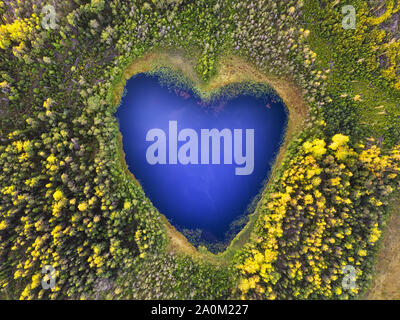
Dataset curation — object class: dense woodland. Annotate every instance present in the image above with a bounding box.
[0,0,400,299]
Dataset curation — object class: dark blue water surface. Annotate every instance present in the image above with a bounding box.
[116,73,287,241]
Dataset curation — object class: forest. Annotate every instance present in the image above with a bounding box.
[0,0,400,300]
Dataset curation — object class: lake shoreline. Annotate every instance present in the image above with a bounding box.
[111,49,309,263]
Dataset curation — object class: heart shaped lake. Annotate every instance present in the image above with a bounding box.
[116,72,287,247]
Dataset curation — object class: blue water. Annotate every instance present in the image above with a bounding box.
[116,73,287,241]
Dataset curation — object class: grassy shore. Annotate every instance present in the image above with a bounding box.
[365,193,400,300]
